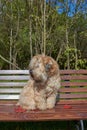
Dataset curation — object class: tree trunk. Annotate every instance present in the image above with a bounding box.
[56,42,64,62]
[41,0,46,55]
[65,0,70,69]
[41,0,44,54]
[9,1,13,70]
[29,0,33,58]
[12,52,17,70]
[43,0,46,55]
[13,1,20,70]
[66,21,70,69]
[74,29,78,69]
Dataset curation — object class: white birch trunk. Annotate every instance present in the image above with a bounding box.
[9,1,13,70]
[74,30,78,69]
[43,0,46,55]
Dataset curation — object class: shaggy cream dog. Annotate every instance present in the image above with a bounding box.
[17,55,61,110]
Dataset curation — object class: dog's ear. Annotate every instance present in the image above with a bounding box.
[45,64,52,72]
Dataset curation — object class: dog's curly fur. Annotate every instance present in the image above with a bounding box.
[17,55,61,110]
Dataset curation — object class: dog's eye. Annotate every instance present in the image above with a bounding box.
[45,64,51,71]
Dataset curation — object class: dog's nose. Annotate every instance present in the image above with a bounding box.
[29,69,33,76]
[29,69,33,77]
[30,69,34,78]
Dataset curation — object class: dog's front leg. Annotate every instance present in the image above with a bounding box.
[17,79,36,110]
[35,89,47,110]
[46,93,57,109]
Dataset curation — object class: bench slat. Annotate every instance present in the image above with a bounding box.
[0,70,29,74]
[0,95,19,100]
[0,88,22,93]
[0,88,87,94]
[0,82,87,87]
[61,75,87,80]
[60,88,87,92]
[61,82,87,86]
[60,69,87,74]
[0,82,26,87]
[60,94,87,99]
[0,69,87,74]
[0,93,87,100]
[0,75,87,80]
[0,76,29,80]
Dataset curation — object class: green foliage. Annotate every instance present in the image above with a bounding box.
[59,47,87,69]
[77,59,87,69]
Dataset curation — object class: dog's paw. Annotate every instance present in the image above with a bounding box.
[37,103,47,110]
[27,105,36,110]
[47,101,56,109]
[47,104,55,109]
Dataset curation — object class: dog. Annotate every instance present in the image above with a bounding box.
[17,54,61,110]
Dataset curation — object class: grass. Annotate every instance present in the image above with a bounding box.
[0,121,87,130]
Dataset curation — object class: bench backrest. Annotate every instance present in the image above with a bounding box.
[0,70,87,101]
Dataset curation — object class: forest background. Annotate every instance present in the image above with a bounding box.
[0,0,87,70]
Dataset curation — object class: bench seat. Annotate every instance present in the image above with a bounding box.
[0,100,87,121]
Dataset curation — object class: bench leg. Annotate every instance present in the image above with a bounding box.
[75,120,84,130]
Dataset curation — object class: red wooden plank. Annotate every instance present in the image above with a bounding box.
[60,70,87,74]
[61,82,87,86]
[61,75,87,80]
[60,94,87,99]
[60,88,87,93]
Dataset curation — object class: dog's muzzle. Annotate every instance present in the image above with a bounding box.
[29,69,33,77]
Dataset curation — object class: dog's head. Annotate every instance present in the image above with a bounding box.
[29,55,59,83]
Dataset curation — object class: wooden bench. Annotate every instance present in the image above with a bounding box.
[0,70,87,129]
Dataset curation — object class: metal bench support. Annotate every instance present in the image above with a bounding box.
[75,120,84,130]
